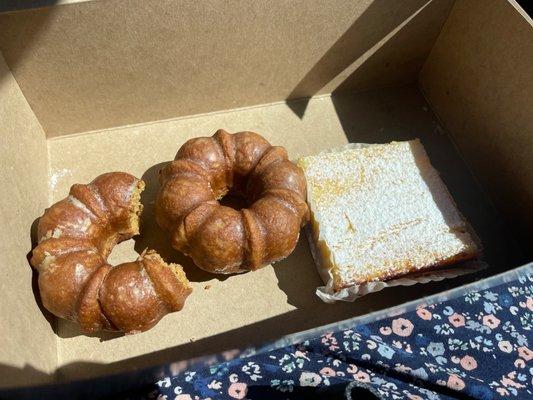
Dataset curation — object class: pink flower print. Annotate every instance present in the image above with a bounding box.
[502,376,525,389]
[448,313,465,327]
[319,367,336,377]
[460,355,477,371]
[379,326,392,335]
[354,371,370,382]
[321,333,333,344]
[497,387,509,396]
[408,395,423,400]
[322,332,339,351]
[482,314,500,329]
[518,346,533,361]
[175,396,193,400]
[416,308,432,320]
[526,297,533,311]
[391,318,414,337]
[228,382,247,399]
[498,340,513,353]
[447,374,465,391]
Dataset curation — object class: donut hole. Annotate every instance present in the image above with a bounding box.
[107,238,136,265]
[218,190,249,211]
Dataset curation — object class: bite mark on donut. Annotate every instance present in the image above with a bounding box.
[127,179,145,236]
[31,173,192,334]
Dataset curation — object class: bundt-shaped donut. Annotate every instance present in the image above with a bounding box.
[31,172,192,334]
[155,130,310,274]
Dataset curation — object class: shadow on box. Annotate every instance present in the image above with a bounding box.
[285,0,434,117]
[0,1,60,85]
[1,0,529,397]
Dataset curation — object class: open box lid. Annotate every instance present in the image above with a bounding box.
[0,0,531,391]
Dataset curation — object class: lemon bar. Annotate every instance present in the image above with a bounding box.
[298,140,480,291]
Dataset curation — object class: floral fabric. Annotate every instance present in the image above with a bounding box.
[138,272,532,400]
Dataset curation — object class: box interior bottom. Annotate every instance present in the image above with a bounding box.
[46,84,526,381]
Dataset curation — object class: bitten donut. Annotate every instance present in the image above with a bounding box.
[155,130,309,274]
[31,172,192,334]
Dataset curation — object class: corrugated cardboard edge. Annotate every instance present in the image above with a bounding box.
[304,142,486,303]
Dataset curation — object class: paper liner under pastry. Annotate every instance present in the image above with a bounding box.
[303,142,485,303]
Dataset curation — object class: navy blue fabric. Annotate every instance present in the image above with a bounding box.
[132,273,532,400]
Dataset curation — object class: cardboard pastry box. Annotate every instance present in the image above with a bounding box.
[0,0,531,396]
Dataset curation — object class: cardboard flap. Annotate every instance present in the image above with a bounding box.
[0,54,57,388]
[0,0,452,138]
[420,0,533,251]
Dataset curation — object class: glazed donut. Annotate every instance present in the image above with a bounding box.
[31,172,192,334]
[155,130,309,274]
